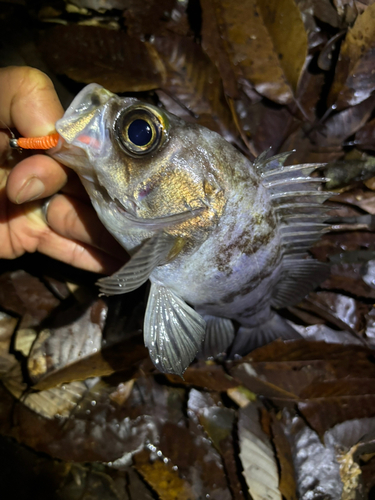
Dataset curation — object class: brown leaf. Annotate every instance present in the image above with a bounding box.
[31,330,148,391]
[0,271,60,329]
[298,0,341,29]
[188,390,245,500]
[153,35,237,141]
[166,361,238,391]
[300,378,375,398]
[201,0,307,104]
[312,95,375,147]
[0,311,19,376]
[256,0,308,93]
[299,395,375,436]
[330,188,375,214]
[123,0,190,38]
[328,2,375,108]
[27,300,106,386]
[39,25,166,92]
[355,117,375,150]
[270,413,297,500]
[322,262,375,299]
[134,449,195,500]
[323,157,375,189]
[300,291,367,334]
[2,363,88,420]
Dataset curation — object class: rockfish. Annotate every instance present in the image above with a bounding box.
[50,84,329,376]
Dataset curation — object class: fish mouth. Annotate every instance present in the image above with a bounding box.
[112,197,205,230]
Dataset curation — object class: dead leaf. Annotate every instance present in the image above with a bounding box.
[2,363,88,420]
[153,35,237,141]
[238,403,282,500]
[0,271,60,329]
[328,2,375,108]
[39,25,166,92]
[134,449,195,500]
[123,0,190,38]
[281,410,343,498]
[270,413,297,500]
[27,300,106,386]
[201,0,307,104]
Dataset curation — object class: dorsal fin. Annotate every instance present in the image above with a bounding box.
[256,152,331,308]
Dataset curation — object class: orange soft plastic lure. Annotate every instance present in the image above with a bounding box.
[9,133,60,150]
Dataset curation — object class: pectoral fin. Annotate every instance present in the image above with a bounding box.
[97,233,174,296]
[144,283,206,376]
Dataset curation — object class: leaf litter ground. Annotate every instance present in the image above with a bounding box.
[2,0,375,498]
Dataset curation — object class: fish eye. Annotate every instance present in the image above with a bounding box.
[115,105,166,156]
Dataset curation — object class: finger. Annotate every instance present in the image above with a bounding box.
[0,66,63,136]
[37,230,123,275]
[44,193,128,261]
[6,155,68,204]
[10,200,123,274]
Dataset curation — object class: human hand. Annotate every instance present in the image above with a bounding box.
[0,66,127,273]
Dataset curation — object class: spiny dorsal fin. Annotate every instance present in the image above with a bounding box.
[256,151,332,308]
[97,232,175,296]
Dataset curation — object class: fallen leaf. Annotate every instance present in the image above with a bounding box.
[201,0,307,104]
[0,270,60,329]
[134,449,195,500]
[153,35,237,141]
[281,410,343,498]
[328,2,375,108]
[39,25,166,92]
[238,403,282,500]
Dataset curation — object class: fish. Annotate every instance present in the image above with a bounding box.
[49,83,330,377]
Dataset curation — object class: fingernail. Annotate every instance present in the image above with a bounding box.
[16,177,45,204]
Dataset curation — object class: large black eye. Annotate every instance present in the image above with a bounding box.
[128,119,152,146]
[115,105,165,156]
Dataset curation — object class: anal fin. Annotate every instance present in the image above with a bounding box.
[229,314,301,357]
[198,315,235,359]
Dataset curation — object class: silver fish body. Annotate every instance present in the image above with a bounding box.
[50,84,329,376]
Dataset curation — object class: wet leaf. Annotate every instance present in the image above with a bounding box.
[39,25,166,92]
[300,291,367,334]
[355,117,375,150]
[312,95,375,147]
[27,299,106,385]
[166,361,238,391]
[2,363,88,420]
[0,271,60,329]
[188,390,245,500]
[134,450,195,500]
[329,2,375,108]
[298,396,375,436]
[322,262,375,299]
[201,0,307,104]
[238,403,282,500]
[123,0,190,38]
[270,413,297,500]
[31,330,148,391]
[0,311,18,376]
[324,157,375,189]
[281,411,343,499]
[330,188,375,214]
[153,35,237,141]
